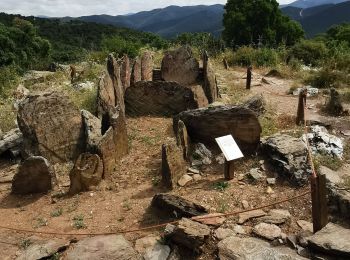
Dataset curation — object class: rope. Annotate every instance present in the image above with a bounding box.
[0,190,311,236]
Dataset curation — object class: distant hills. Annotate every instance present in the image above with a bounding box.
[57,1,350,39]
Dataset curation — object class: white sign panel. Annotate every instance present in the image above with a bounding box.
[215,135,244,161]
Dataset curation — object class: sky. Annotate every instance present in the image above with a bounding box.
[0,0,295,17]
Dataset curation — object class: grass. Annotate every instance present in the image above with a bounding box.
[50,208,63,217]
[72,214,86,229]
[19,238,32,250]
[216,198,229,213]
[0,103,17,133]
[122,200,132,211]
[213,181,230,191]
[314,154,343,171]
[34,217,48,229]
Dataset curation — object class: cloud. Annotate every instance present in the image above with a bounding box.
[0,0,295,17]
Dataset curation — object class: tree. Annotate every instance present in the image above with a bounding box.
[223,0,304,47]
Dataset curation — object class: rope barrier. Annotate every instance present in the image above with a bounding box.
[0,190,311,237]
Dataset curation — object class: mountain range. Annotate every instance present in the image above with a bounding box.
[61,0,350,39]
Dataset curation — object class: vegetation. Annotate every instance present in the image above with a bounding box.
[223,0,304,47]
[72,214,86,229]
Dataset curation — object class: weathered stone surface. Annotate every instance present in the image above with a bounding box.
[17,92,85,163]
[258,209,291,225]
[17,238,69,260]
[97,108,128,178]
[167,218,210,251]
[65,235,142,260]
[12,156,53,194]
[203,51,218,103]
[135,235,159,254]
[176,120,191,160]
[107,54,125,114]
[194,213,226,226]
[121,54,131,90]
[131,56,142,85]
[161,46,199,86]
[161,138,187,189]
[174,105,261,155]
[253,223,282,240]
[297,220,314,233]
[248,168,263,181]
[238,209,266,224]
[307,223,350,257]
[191,143,212,165]
[178,174,193,187]
[69,153,103,194]
[151,194,207,218]
[243,95,266,117]
[218,237,307,260]
[0,128,22,156]
[81,110,102,153]
[261,134,312,186]
[97,73,116,118]
[125,81,207,117]
[141,51,153,81]
[144,243,170,260]
[215,228,236,240]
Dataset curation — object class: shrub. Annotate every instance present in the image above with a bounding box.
[0,64,19,98]
[229,46,279,67]
[290,40,328,66]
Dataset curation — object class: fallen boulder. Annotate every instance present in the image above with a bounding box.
[65,235,142,260]
[173,105,262,155]
[166,218,210,252]
[17,92,85,163]
[161,46,199,86]
[151,194,208,218]
[307,223,350,257]
[125,81,208,117]
[12,156,53,194]
[161,138,187,189]
[69,153,104,194]
[218,237,307,260]
[261,134,312,186]
[0,128,22,158]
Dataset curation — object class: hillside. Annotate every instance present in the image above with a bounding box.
[285,0,348,8]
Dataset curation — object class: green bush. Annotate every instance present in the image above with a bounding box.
[101,36,142,58]
[0,64,19,98]
[290,40,328,66]
[229,46,279,67]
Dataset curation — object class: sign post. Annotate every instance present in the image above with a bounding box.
[215,135,244,180]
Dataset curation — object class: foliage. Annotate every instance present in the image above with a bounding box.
[72,214,86,229]
[314,154,343,171]
[214,181,230,191]
[101,36,142,58]
[228,46,279,67]
[50,208,63,217]
[0,64,19,97]
[290,40,328,66]
[326,23,350,47]
[223,0,304,47]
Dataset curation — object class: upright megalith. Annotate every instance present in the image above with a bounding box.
[173,105,262,155]
[203,51,218,103]
[141,51,153,81]
[131,56,142,86]
[120,54,131,91]
[12,156,53,194]
[161,46,199,86]
[17,92,85,163]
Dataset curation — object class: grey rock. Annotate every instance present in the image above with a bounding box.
[241,200,250,209]
[0,128,23,156]
[261,134,312,186]
[258,209,291,225]
[12,156,53,194]
[253,223,282,240]
[135,235,159,254]
[287,235,298,249]
[188,167,200,174]
[243,94,266,116]
[192,143,212,165]
[238,209,266,224]
[248,168,263,181]
[233,225,246,235]
[266,178,276,185]
[218,236,307,260]
[65,235,142,260]
[16,238,69,260]
[297,220,313,233]
[178,174,193,187]
[307,223,350,257]
[144,243,170,260]
[166,218,210,252]
[215,228,236,240]
[193,174,202,181]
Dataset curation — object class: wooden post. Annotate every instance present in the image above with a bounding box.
[311,173,328,233]
[246,66,252,90]
[224,159,235,180]
[223,58,229,70]
[296,88,307,125]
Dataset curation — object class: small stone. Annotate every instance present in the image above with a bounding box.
[144,243,171,260]
[287,235,298,249]
[188,167,200,174]
[238,209,266,224]
[178,174,193,187]
[237,174,244,181]
[267,178,276,185]
[253,223,282,241]
[215,228,236,240]
[135,235,159,254]
[297,220,313,233]
[233,225,246,235]
[193,174,202,181]
[259,209,291,225]
[194,213,226,226]
[248,168,263,181]
[266,186,274,194]
[296,245,311,258]
[215,154,225,165]
[241,200,249,209]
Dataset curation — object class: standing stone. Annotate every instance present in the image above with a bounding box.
[131,56,142,85]
[120,54,131,91]
[65,235,142,260]
[69,153,104,194]
[161,138,187,189]
[125,81,207,117]
[141,51,153,81]
[325,88,346,116]
[12,156,53,194]
[176,120,191,160]
[17,92,85,163]
[203,51,218,103]
[161,46,199,86]
[97,73,116,119]
[107,54,125,115]
[81,110,102,153]
[173,105,262,155]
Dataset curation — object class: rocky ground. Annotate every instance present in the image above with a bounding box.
[0,53,349,259]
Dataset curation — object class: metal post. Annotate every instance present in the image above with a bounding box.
[224,159,235,180]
